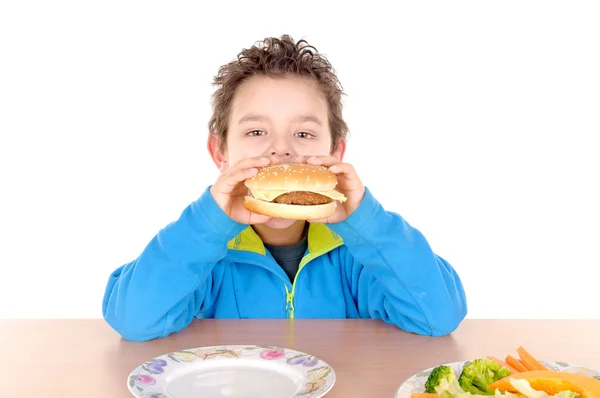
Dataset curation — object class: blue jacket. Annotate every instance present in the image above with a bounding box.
[102,186,467,341]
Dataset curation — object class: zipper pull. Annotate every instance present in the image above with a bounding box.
[284,285,294,318]
[284,286,290,313]
[286,291,294,318]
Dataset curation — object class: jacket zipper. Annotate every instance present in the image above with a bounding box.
[285,287,294,317]
[227,244,346,319]
[284,242,343,319]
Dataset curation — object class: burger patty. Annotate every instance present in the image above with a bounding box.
[272,191,333,205]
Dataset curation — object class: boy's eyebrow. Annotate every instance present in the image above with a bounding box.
[237,114,322,126]
[238,114,268,124]
[293,115,322,126]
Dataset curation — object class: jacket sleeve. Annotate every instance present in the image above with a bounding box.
[102,187,247,341]
[328,187,468,336]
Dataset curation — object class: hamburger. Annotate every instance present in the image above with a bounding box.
[243,163,347,220]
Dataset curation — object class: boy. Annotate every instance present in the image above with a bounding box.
[102,35,467,342]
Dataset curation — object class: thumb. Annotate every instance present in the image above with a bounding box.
[245,213,273,225]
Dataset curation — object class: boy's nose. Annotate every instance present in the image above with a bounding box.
[270,150,291,157]
[269,150,294,162]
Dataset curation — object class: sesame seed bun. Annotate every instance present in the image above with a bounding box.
[243,163,346,220]
[244,164,337,191]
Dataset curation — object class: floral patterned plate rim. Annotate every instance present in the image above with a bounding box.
[127,344,335,398]
[395,360,600,398]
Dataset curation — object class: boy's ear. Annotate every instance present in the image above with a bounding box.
[331,139,346,162]
[207,134,228,171]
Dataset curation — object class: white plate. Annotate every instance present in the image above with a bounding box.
[395,360,600,397]
[127,344,335,398]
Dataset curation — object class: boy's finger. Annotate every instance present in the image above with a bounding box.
[233,156,272,171]
[306,155,339,167]
[219,167,259,190]
[308,216,335,224]
[215,155,281,194]
[220,155,278,186]
[329,163,364,191]
[246,213,273,225]
[329,162,355,175]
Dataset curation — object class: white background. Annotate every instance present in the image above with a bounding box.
[1,1,598,320]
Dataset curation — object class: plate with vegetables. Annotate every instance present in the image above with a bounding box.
[396,346,600,398]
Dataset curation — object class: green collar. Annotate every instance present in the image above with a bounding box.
[227,223,343,256]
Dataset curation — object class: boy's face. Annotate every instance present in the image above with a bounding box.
[208,75,345,229]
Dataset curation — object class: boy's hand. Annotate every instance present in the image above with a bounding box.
[296,155,366,224]
[210,156,279,225]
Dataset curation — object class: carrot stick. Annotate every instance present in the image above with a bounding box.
[487,356,519,373]
[506,355,528,372]
[517,346,548,371]
[412,393,438,398]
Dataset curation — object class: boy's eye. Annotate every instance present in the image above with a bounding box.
[247,130,266,136]
[295,132,314,139]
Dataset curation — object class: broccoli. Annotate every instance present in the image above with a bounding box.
[457,358,512,395]
[425,365,457,393]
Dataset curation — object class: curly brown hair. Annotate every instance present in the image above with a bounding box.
[208,35,349,153]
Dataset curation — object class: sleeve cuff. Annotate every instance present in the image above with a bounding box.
[327,187,382,245]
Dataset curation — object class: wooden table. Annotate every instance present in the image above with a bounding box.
[1,319,599,397]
